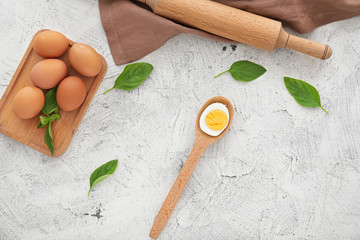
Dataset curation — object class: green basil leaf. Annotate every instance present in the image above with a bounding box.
[37,116,50,128]
[88,159,118,196]
[38,112,60,154]
[37,120,43,129]
[38,119,46,128]
[104,63,153,93]
[284,77,328,114]
[45,122,54,155]
[49,113,61,122]
[42,87,58,115]
[37,114,60,129]
[215,60,266,81]
[39,116,50,127]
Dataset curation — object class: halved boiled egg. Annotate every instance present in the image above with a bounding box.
[199,103,229,136]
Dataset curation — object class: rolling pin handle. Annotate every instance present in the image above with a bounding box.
[286,34,332,60]
[275,28,332,60]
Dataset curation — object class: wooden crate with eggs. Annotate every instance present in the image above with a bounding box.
[0,30,107,156]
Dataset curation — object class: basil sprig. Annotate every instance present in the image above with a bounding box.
[37,87,61,155]
[215,60,266,81]
[88,159,118,196]
[42,87,59,115]
[45,121,54,154]
[284,77,328,114]
[104,62,153,94]
[37,113,60,128]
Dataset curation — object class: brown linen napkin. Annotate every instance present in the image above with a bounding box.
[99,0,360,65]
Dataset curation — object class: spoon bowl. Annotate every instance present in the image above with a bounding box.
[150,96,234,239]
[195,96,234,143]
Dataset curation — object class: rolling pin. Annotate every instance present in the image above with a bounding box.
[137,0,332,60]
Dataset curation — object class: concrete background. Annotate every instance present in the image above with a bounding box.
[0,0,360,239]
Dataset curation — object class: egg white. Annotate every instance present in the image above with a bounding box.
[199,103,229,136]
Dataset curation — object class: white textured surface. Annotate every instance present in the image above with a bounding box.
[1,0,360,239]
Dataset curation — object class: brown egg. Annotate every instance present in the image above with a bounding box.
[33,30,69,58]
[31,59,67,89]
[69,43,101,77]
[12,86,45,119]
[57,76,87,111]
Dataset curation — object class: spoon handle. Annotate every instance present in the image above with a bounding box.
[150,137,211,239]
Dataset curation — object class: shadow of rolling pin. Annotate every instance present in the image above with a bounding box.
[137,0,332,60]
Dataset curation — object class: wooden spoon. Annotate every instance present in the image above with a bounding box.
[150,96,234,239]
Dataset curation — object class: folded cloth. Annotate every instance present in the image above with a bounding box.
[99,0,360,65]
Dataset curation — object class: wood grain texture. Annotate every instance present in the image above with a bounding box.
[150,96,234,238]
[139,0,332,60]
[0,30,107,157]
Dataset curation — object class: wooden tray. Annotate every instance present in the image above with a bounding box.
[0,30,107,157]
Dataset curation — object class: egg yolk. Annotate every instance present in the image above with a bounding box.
[205,109,228,131]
